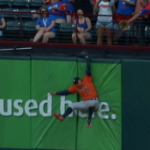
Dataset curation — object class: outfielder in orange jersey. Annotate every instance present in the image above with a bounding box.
[50,55,99,128]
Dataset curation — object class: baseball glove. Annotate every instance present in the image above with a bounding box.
[119,20,129,31]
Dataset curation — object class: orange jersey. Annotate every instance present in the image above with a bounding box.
[68,75,98,101]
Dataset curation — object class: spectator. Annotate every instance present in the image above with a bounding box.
[33,6,56,43]
[113,0,137,43]
[128,0,150,22]
[47,0,67,24]
[0,14,6,36]
[72,9,92,44]
[128,0,150,45]
[63,0,74,23]
[94,0,115,45]
[117,0,136,21]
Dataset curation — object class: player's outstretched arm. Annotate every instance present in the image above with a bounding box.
[85,56,91,76]
[50,90,71,96]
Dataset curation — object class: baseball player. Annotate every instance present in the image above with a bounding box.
[50,55,99,128]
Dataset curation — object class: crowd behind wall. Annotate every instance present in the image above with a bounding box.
[0,0,150,45]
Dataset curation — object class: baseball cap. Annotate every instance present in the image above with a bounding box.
[73,77,80,84]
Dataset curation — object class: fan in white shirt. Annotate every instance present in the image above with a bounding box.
[94,0,115,45]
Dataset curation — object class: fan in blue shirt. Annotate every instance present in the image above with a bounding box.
[117,0,137,16]
[33,6,56,43]
[47,0,67,24]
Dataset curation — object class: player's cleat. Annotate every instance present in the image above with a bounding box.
[87,119,91,128]
[87,124,91,128]
[54,113,64,121]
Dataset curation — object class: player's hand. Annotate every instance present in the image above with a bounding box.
[85,56,89,59]
[96,0,100,3]
[50,92,56,95]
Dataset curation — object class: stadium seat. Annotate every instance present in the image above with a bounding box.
[1,8,18,20]
[23,21,59,42]
[18,9,38,20]
[3,20,21,39]
[30,0,44,8]
[12,0,29,7]
[0,0,11,7]
[58,23,75,43]
[22,20,36,39]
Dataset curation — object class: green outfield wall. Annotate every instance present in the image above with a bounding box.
[0,56,149,150]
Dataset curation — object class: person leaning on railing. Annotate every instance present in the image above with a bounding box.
[127,0,150,45]
[113,0,137,43]
[33,6,56,43]
[94,0,115,45]
[128,0,150,23]
[0,14,6,37]
[72,9,92,44]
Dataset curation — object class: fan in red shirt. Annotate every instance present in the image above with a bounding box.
[50,54,99,128]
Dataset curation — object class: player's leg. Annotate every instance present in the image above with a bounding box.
[85,99,100,127]
[54,107,72,121]
[87,106,95,127]
[54,101,87,121]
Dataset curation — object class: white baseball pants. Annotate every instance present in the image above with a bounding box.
[69,98,99,110]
